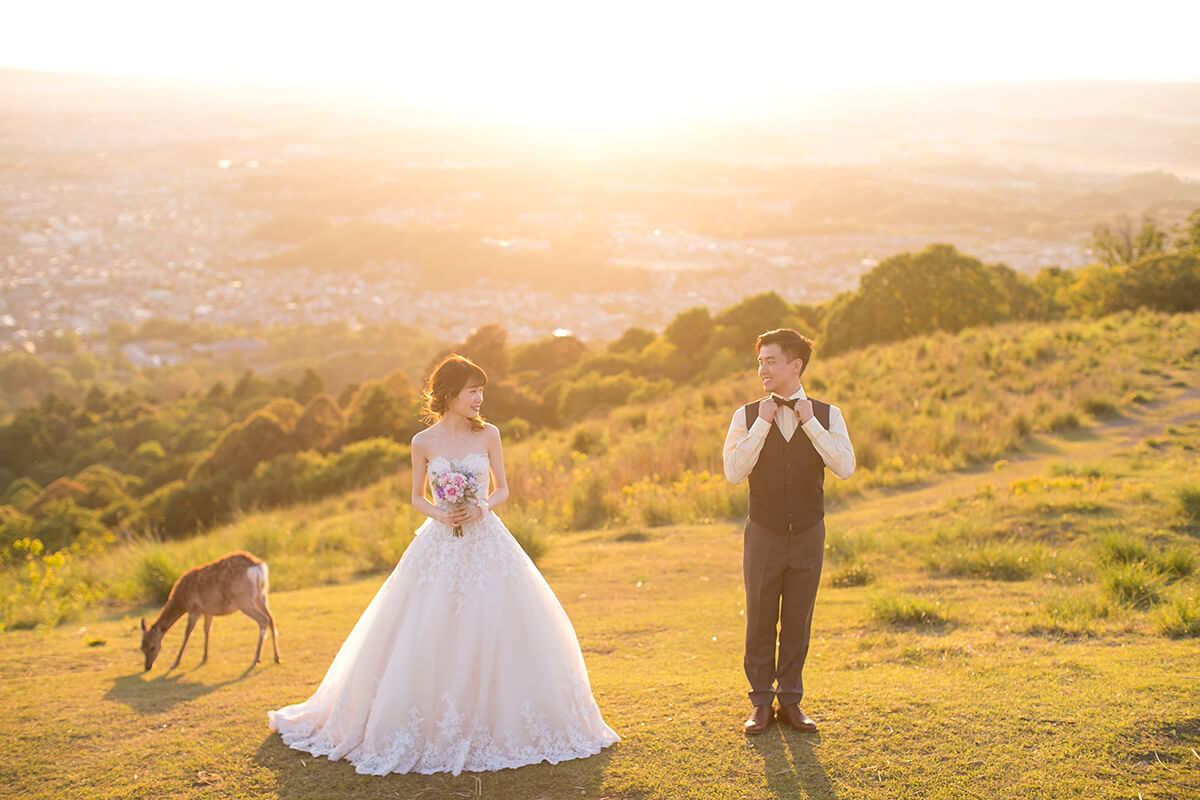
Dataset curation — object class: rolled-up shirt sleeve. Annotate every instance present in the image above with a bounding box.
[800,405,856,479]
[723,408,772,484]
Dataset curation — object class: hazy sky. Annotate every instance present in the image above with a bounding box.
[5,0,1199,126]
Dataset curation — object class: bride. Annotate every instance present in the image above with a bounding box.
[269,354,618,775]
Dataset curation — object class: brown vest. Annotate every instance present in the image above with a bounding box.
[743,398,831,534]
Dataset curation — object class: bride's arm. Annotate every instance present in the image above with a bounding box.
[483,424,510,512]
[410,439,452,524]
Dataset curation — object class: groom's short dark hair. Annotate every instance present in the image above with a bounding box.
[755,329,814,375]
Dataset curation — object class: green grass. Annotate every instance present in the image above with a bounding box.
[3,485,1200,798]
[3,502,1198,799]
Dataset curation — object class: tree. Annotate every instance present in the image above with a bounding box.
[607,327,655,354]
[190,410,292,481]
[821,244,1012,354]
[0,409,55,476]
[1175,209,1200,253]
[1091,215,1167,267]
[459,323,510,379]
[1119,252,1200,314]
[664,307,715,353]
[346,384,407,443]
[255,398,301,432]
[715,292,792,342]
[232,370,273,400]
[480,381,545,427]
[84,385,110,415]
[510,335,589,380]
[293,368,325,405]
[42,329,81,354]
[294,394,346,452]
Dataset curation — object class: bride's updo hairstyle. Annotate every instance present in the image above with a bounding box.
[420,354,488,431]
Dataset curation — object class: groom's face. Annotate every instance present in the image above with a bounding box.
[757,343,803,395]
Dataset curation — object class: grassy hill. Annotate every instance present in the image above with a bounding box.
[2,370,1199,798]
[4,309,1198,631]
[2,311,1200,798]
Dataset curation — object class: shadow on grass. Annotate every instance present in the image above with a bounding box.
[252,734,618,800]
[104,663,264,714]
[750,728,838,799]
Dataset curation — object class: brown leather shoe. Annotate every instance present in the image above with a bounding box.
[776,703,817,732]
[743,704,774,735]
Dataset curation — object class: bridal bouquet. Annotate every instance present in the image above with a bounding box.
[431,469,480,537]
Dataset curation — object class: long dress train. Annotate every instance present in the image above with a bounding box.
[268,452,618,775]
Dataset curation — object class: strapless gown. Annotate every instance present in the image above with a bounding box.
[268,452,618,775]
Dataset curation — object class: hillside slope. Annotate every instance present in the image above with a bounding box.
[2,364,1198,799]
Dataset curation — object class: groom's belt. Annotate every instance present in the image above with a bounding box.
[747,507,825,535]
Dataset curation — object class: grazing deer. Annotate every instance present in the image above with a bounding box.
[139,550,280,671]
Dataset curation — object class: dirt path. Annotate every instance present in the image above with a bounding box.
[830,383,1200,529]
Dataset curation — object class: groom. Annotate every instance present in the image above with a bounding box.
[723,328,856,735]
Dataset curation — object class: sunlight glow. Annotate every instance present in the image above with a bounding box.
[3,1,1199,130]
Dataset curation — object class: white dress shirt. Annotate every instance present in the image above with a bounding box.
[723,384,856,483]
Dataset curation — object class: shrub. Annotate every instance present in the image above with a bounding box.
[870,593,951,628]
[1155,547,1197,580]
[1027,592,1115,638]
[568,468,613,530]
[570,425,609,457]
[624,481,683,527]
[158,476,235,539]
[829,561,873,587]
[1080,397,1119,417]
[1096,532,1150,566]
[1178,486,1200,529]
[133,548,180,606]
[1102,562,1165,609]
[1048,411,1082,432]
[1155,597,1200,638]
[301,438,407,498]
[501,509,549,564]
[0,538,85,630]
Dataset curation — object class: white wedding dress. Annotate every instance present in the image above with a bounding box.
[268,452,618,775]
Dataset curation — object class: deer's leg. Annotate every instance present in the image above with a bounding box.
[200,615,213,664]
[171,613,199,669]
[254,594,281,663]
[238,602,270,666]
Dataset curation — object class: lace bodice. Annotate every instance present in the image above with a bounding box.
[412,450,514,613]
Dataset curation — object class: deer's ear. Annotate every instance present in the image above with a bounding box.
[140,618,147,633]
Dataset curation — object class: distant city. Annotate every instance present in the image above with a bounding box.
[0,159,1092,355]
[6,73,1196,358]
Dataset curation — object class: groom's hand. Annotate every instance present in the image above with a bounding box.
[794,397,814,423]
[759,397,778,423]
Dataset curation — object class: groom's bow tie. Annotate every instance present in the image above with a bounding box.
[771,395,799,410]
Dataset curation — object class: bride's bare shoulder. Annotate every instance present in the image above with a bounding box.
[411,425,437,448]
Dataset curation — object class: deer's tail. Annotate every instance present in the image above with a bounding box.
[247,562,269,595]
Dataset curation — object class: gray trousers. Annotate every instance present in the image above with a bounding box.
[742,517,825,707]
